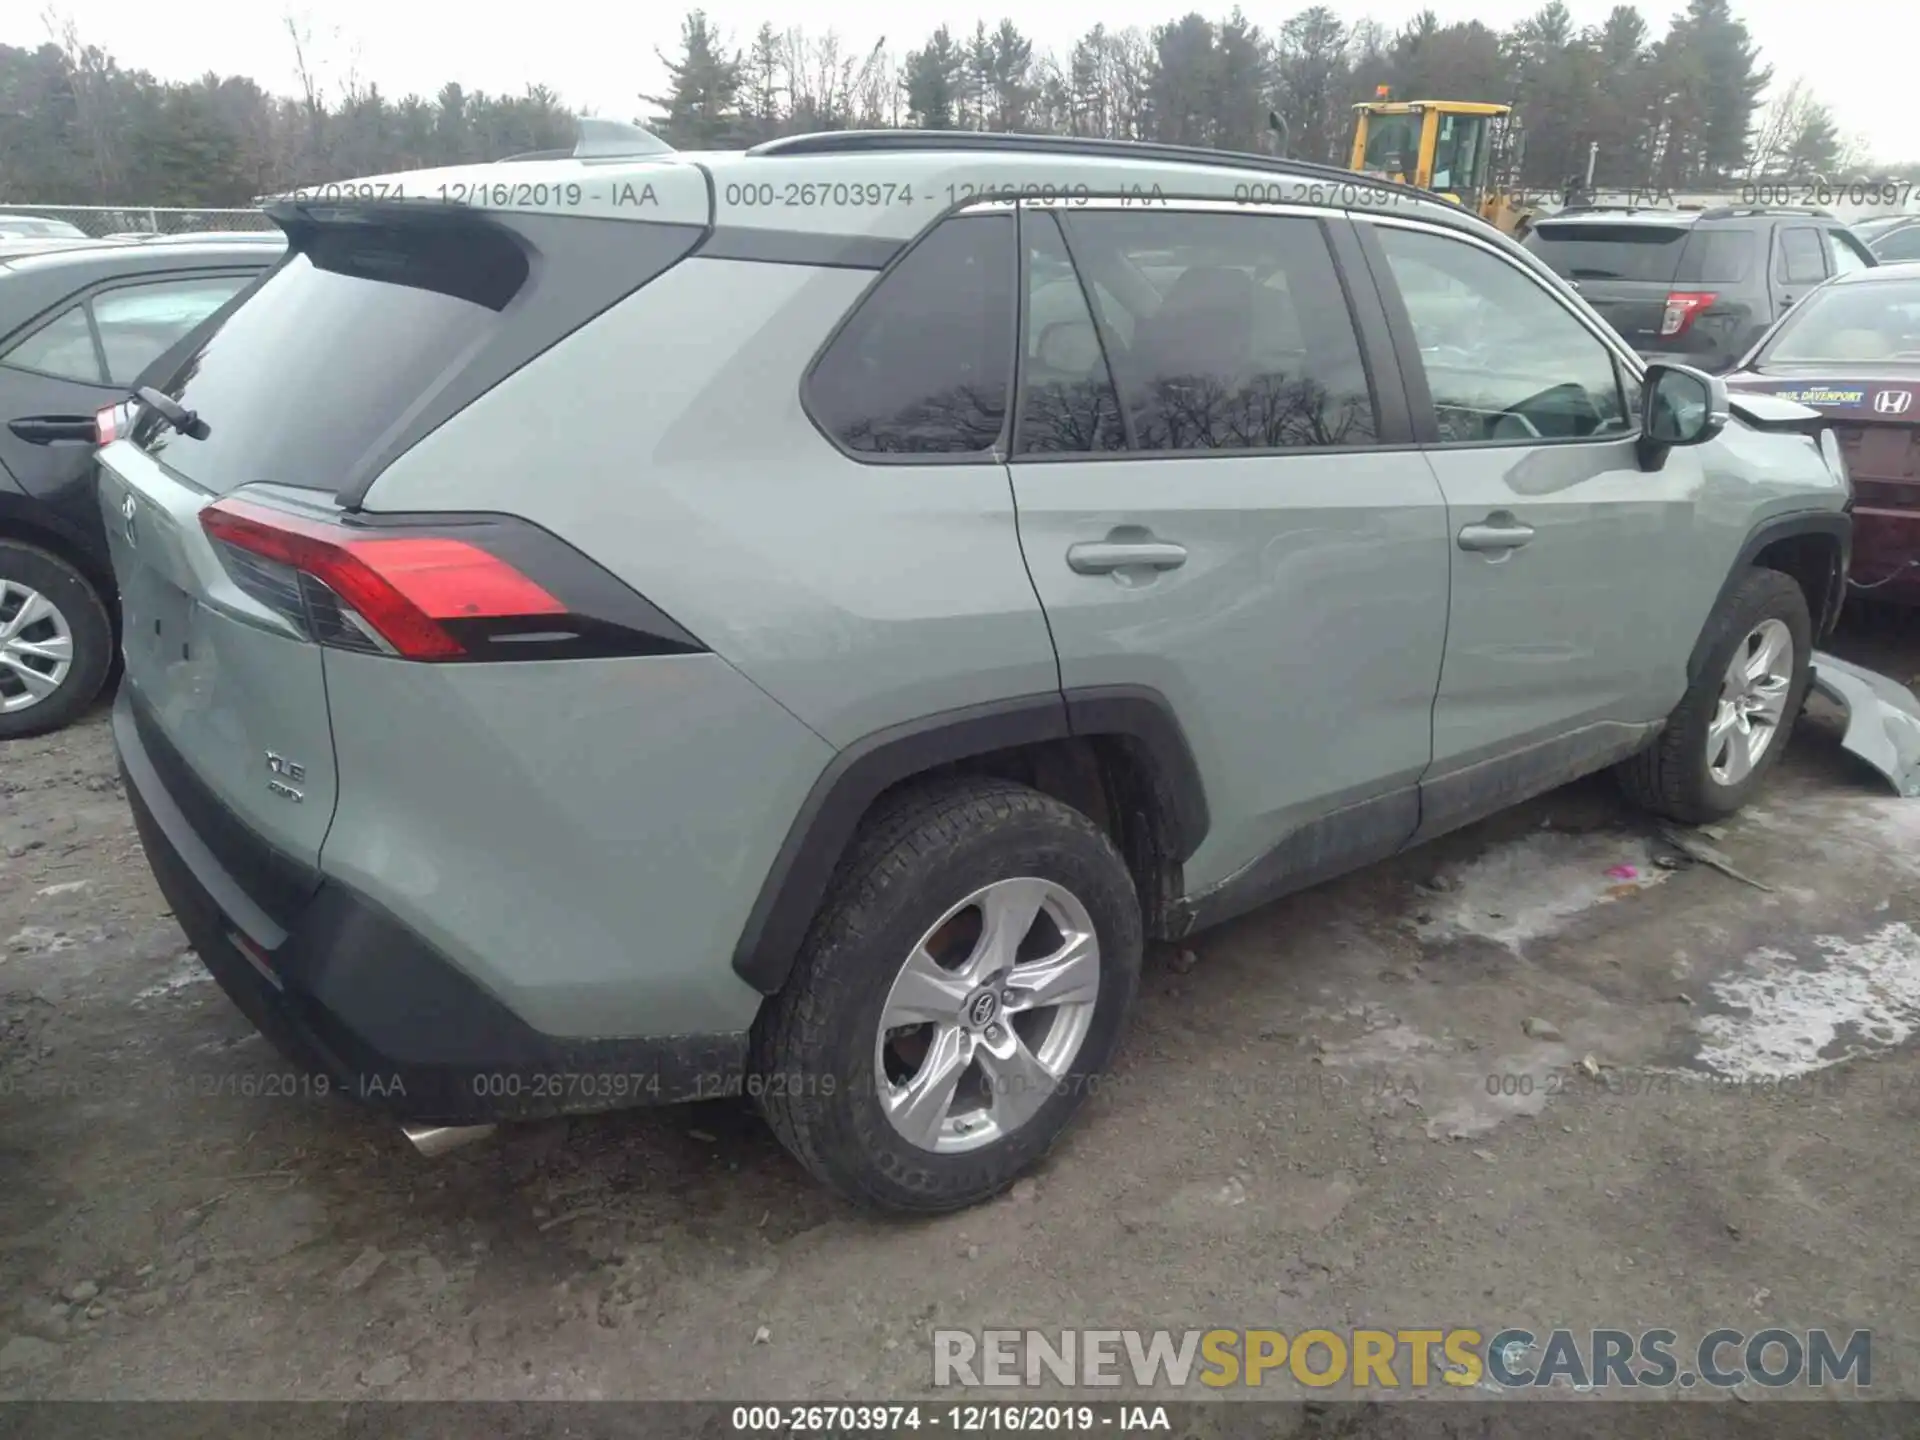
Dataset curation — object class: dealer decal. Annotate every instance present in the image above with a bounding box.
[1764,385,1869,407]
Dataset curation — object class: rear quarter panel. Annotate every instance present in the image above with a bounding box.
[319,651,833,1039]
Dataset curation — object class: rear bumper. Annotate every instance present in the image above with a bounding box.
[114,691,748,1124]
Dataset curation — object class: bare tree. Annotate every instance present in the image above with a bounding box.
[43,6,117,193]
[284,12,328,169]
[1745,76,1809,179]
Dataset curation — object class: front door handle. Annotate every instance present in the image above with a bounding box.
[1066,540,1189,574]
[1457,516,1536,553]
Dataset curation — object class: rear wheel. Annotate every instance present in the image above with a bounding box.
[0,541,112,740]
[1617,566,1813,823]
[750,777,1143,1213]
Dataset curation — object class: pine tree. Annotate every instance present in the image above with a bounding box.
[641,11,746,150]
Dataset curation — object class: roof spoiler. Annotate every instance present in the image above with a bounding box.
[502,117,675,163]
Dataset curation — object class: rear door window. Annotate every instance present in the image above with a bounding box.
[1777,227,1829,284]
[1874,225,1920,262]
[1054,208,1378,451]
[1823,228,1872,276]
[1675,227,1756,284]
[1017,211,1126,455]
[93,275,253,385]
[807,213,1016,457]
[1522,223,1687,282]
[0,306,101,383]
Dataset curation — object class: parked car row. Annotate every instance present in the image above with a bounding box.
[53,128,1856,1212]
[1517,202,1920,606]
[0,231,283,735]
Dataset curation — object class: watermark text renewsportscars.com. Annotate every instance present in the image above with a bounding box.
[933,1327,1872,1391]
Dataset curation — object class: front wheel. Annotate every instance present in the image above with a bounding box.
[750,778,1143,1213]
[1616,566,1813,823]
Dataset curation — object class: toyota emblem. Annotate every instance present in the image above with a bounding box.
[1874,389,1913,416]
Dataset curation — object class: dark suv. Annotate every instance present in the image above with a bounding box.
[0,233,282,736]
[1523,206,1877,373]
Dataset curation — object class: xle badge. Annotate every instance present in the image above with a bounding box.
[265,751,305,803]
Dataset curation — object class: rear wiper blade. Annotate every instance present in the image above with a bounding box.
[1568,268,1625,279]
[133,385,210,441]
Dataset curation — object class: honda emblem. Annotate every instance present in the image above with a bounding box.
[1874,389,1913,416]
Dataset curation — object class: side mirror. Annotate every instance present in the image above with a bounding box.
[1036,320,1102,375]
[1637,361,1729,470]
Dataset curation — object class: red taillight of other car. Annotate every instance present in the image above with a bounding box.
[1660,291,1717,338]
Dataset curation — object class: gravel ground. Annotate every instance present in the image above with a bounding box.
[3,614,1919,1416]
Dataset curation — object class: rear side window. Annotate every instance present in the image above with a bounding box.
[808,214,1015,456]
[1777,228,1828,284]
[1675,227,1756,284]
[1522,223,1686,282]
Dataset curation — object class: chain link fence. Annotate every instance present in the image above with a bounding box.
[0,205,272,239]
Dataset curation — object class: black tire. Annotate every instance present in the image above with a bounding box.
[1616,566,1813,824]
[0,540,113,740]
[750,777,1143,1213]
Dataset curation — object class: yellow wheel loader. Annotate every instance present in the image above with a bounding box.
[1347,92,1535,236]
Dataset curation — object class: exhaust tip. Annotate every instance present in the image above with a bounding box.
[402,1122,497,1158]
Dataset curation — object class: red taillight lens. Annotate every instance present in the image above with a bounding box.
[95,403,130,444]
[200,497,565,660]
[1660,291,1717,337]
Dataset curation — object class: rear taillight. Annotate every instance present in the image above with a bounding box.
[94,402,132,444]
[1660,291,1717,337]
[198,496,703,663]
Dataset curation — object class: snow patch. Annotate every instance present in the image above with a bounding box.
[134,953,210,1003]
[1414,831,1670,952]
[5,925,77,954]
[1694,922,1920,1081]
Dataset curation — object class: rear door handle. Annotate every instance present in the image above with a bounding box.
[1066,541,1189,574]
[1457,517,1536,553]
[9,415,98,445]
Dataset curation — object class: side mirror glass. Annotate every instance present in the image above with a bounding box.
[1037,320,1101,375]
[1641,362,1728,448]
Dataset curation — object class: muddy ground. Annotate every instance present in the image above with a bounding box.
[3,612,1919,1415]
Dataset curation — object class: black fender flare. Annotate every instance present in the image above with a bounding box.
[731,685,1210,995]
[1688,510,1851,682]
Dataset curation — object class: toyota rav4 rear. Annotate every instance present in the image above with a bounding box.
[99,169,832,1133]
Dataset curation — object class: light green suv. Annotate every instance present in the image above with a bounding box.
[95,124,1850,1212]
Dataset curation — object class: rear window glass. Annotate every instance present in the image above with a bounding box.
[132,220,530,493]
[1523,223,1686,283]
[1759,277,1920,362]
[1675,227,1756,284]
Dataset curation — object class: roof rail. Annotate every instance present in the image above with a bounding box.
[1695,204,1834,220]
[746,129,1443,211]
[1544,204,1689,218]
[573,117,674,159]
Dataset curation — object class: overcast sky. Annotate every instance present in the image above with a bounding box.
[16,0,1904,162]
